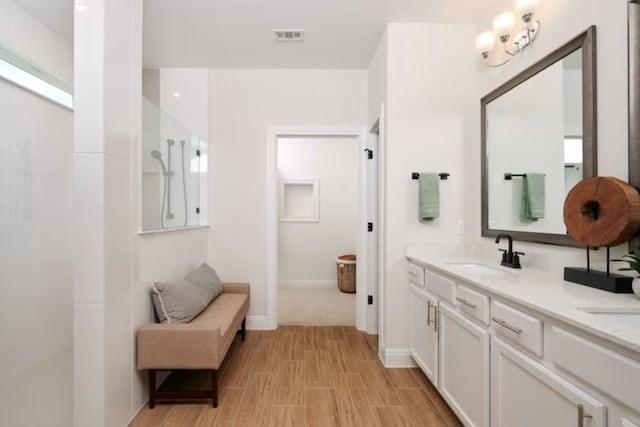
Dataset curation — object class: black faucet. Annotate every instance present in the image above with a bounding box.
[495,233,524,269]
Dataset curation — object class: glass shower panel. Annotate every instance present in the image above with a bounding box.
[141,98,207,231]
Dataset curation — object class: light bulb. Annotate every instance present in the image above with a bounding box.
[475,31,496,56]
[492,12,515,42]
[516,0,540,22]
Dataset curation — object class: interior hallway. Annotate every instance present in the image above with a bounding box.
[129,326,462,426]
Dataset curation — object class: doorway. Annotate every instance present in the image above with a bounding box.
[277,135,358,325]
[266,126,376,331]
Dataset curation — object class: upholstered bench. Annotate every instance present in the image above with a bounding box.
[136,264,250,408]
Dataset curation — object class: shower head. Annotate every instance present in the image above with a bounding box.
[150,150,168,175]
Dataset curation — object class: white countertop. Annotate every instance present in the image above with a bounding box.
[406,243,640,354]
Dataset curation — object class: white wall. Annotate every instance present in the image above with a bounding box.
[208,69,367,327]
[277,136,358,285]
[467,0,630,270]
[0,2,73,426]
[368,30,388,127]
[373,23,478,352]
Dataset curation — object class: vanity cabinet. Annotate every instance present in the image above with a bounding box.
[439,304,490,427]
[408,263,490,427]
[409,286,439,384]
[405,260,636,427]
[492,337,606,427]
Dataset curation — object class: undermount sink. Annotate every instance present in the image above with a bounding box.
[577,307,640,328]
[446,262,510,275]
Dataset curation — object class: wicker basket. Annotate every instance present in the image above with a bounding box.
[336,254,356,293]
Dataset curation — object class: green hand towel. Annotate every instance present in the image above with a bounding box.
[521,173,545,221]
[419,173,439,220]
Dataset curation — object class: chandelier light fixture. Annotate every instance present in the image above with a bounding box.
[475,0,541,67]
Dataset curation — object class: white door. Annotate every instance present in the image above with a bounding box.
[439,304,490,427]
[492,337,606,427]
[409,287,439,385]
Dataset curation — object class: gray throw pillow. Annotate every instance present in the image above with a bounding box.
[186,263,224,305]
[151,279,208,324]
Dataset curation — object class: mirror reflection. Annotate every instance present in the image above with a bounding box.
[486,49,583,235]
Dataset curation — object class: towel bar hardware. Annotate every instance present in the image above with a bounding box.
[411,172,450,180]
[504,173,546,180]
[504,173,526,180]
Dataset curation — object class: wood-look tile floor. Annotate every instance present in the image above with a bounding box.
[129,326,462,427]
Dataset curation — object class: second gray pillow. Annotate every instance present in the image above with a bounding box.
[186,263,224,305]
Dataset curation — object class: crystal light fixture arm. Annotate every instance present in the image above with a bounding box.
[476,0,541,67]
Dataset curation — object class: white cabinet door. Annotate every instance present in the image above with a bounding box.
[439,304,490,427]
[409,287,438,385]
[492,337,606,427]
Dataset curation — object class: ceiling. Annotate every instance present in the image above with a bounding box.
[10,0,513,69]
[143,0,507,69]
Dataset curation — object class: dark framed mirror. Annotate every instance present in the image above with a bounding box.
[481,26,597,246]
[629,1,640,249]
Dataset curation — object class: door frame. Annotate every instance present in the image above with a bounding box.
[266,125,370,330]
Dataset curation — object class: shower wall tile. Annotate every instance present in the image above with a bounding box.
[73,153,105,304]
[104,154,132,302]
[105,291,132,427]
[74,0,105,155]
[74,302,105,427]
[131,283,153,412]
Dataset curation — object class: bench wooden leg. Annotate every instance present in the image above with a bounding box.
[147,368,218,408]
[241,318,246,341]
[211,369,218,408]
[148,369,156,409]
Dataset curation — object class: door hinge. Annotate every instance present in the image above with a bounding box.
[196,207,200,214]
[364,148,373,159]
[367,222,373,232]
[368,295,373,305]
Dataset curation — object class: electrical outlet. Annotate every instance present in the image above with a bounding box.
[456,220,465,236]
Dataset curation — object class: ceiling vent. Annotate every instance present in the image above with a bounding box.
[274,29,304,42]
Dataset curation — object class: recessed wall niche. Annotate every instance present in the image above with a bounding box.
[279,179,320,222]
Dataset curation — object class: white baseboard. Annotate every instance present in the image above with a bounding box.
[246,315,274,330]
[380,347,417,368]
[278,280,337,289]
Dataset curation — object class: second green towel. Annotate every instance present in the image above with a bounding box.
[521,173,545,221]
[419,173,439,220]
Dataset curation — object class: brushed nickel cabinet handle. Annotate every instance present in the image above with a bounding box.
[491,317,522,334]
[456,297,477,309]
[426,301,432,326]
[577,404,593,427]
[434,307,441,332]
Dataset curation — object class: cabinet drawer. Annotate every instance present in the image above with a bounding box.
[408,263,424,288]
[551,326,640,412]
[425,269,456,304]
[491,301,542,357]
[456,284,490,325]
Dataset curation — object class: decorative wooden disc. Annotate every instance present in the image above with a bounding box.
[563,177,640,246]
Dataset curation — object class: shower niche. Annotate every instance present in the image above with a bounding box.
[141,97,208,231]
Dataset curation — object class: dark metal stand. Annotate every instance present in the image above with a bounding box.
[564,246,633,293]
